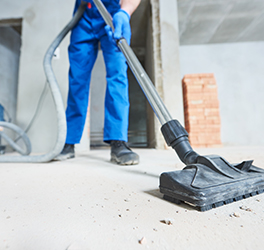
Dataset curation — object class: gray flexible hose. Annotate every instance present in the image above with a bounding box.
[0,121,31,155]
[0,2,87,163]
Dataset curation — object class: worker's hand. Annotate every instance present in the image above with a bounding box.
[113,9,131,42]
[105,9,131,45]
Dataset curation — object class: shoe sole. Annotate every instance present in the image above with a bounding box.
[53,153,75,161]
[111,154,139,165]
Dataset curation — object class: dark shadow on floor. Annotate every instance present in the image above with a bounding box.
[76,152,161,178]
[144,189,196,211]
[121,168,160,178]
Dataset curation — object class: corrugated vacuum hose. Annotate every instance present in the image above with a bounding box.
[0,121,31,155]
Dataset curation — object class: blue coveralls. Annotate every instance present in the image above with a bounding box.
[65,0,130,144]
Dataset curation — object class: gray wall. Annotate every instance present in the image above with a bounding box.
[145,0,184,149]
[179,41,264,146]
[0,26,21,125]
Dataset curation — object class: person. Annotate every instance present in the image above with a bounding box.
[55,0,141,165]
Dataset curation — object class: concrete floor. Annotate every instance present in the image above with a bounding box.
[1,146,264,250]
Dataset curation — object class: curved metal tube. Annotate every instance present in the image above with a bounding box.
[0,2,87,163]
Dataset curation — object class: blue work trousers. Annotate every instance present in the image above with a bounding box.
[65,1,130,144]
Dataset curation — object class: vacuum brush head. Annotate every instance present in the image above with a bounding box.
[159,155,264,211]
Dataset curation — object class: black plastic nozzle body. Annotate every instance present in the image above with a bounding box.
[161,120,199,165]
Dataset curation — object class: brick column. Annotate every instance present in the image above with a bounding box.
[182,74,222,148]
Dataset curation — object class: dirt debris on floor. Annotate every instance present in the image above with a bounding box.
[160,218,174,225]
[230,212,241,218]
[239,206,253,212]
[1,147,264,250]
[138,237,147,245]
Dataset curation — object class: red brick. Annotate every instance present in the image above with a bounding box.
[182,73,222,148]
[184,85,203,93]
[183,74,200,79]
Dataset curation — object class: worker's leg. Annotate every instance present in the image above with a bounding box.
[66,18,99,144]
[100,35,130,142]
[100,34,139,165]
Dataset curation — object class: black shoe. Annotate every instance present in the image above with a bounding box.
[53,143,75,161]
[110,140,139,165]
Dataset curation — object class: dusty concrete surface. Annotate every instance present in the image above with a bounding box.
[1,146,264,250]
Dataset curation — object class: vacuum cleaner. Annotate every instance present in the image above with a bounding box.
[1,1,263,211]
[93,0,264,211]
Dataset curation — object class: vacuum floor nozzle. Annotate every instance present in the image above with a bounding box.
[160,155,264,211]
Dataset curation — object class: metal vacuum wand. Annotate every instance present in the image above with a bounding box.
[93,0,173,126]
[93,0,200,166]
